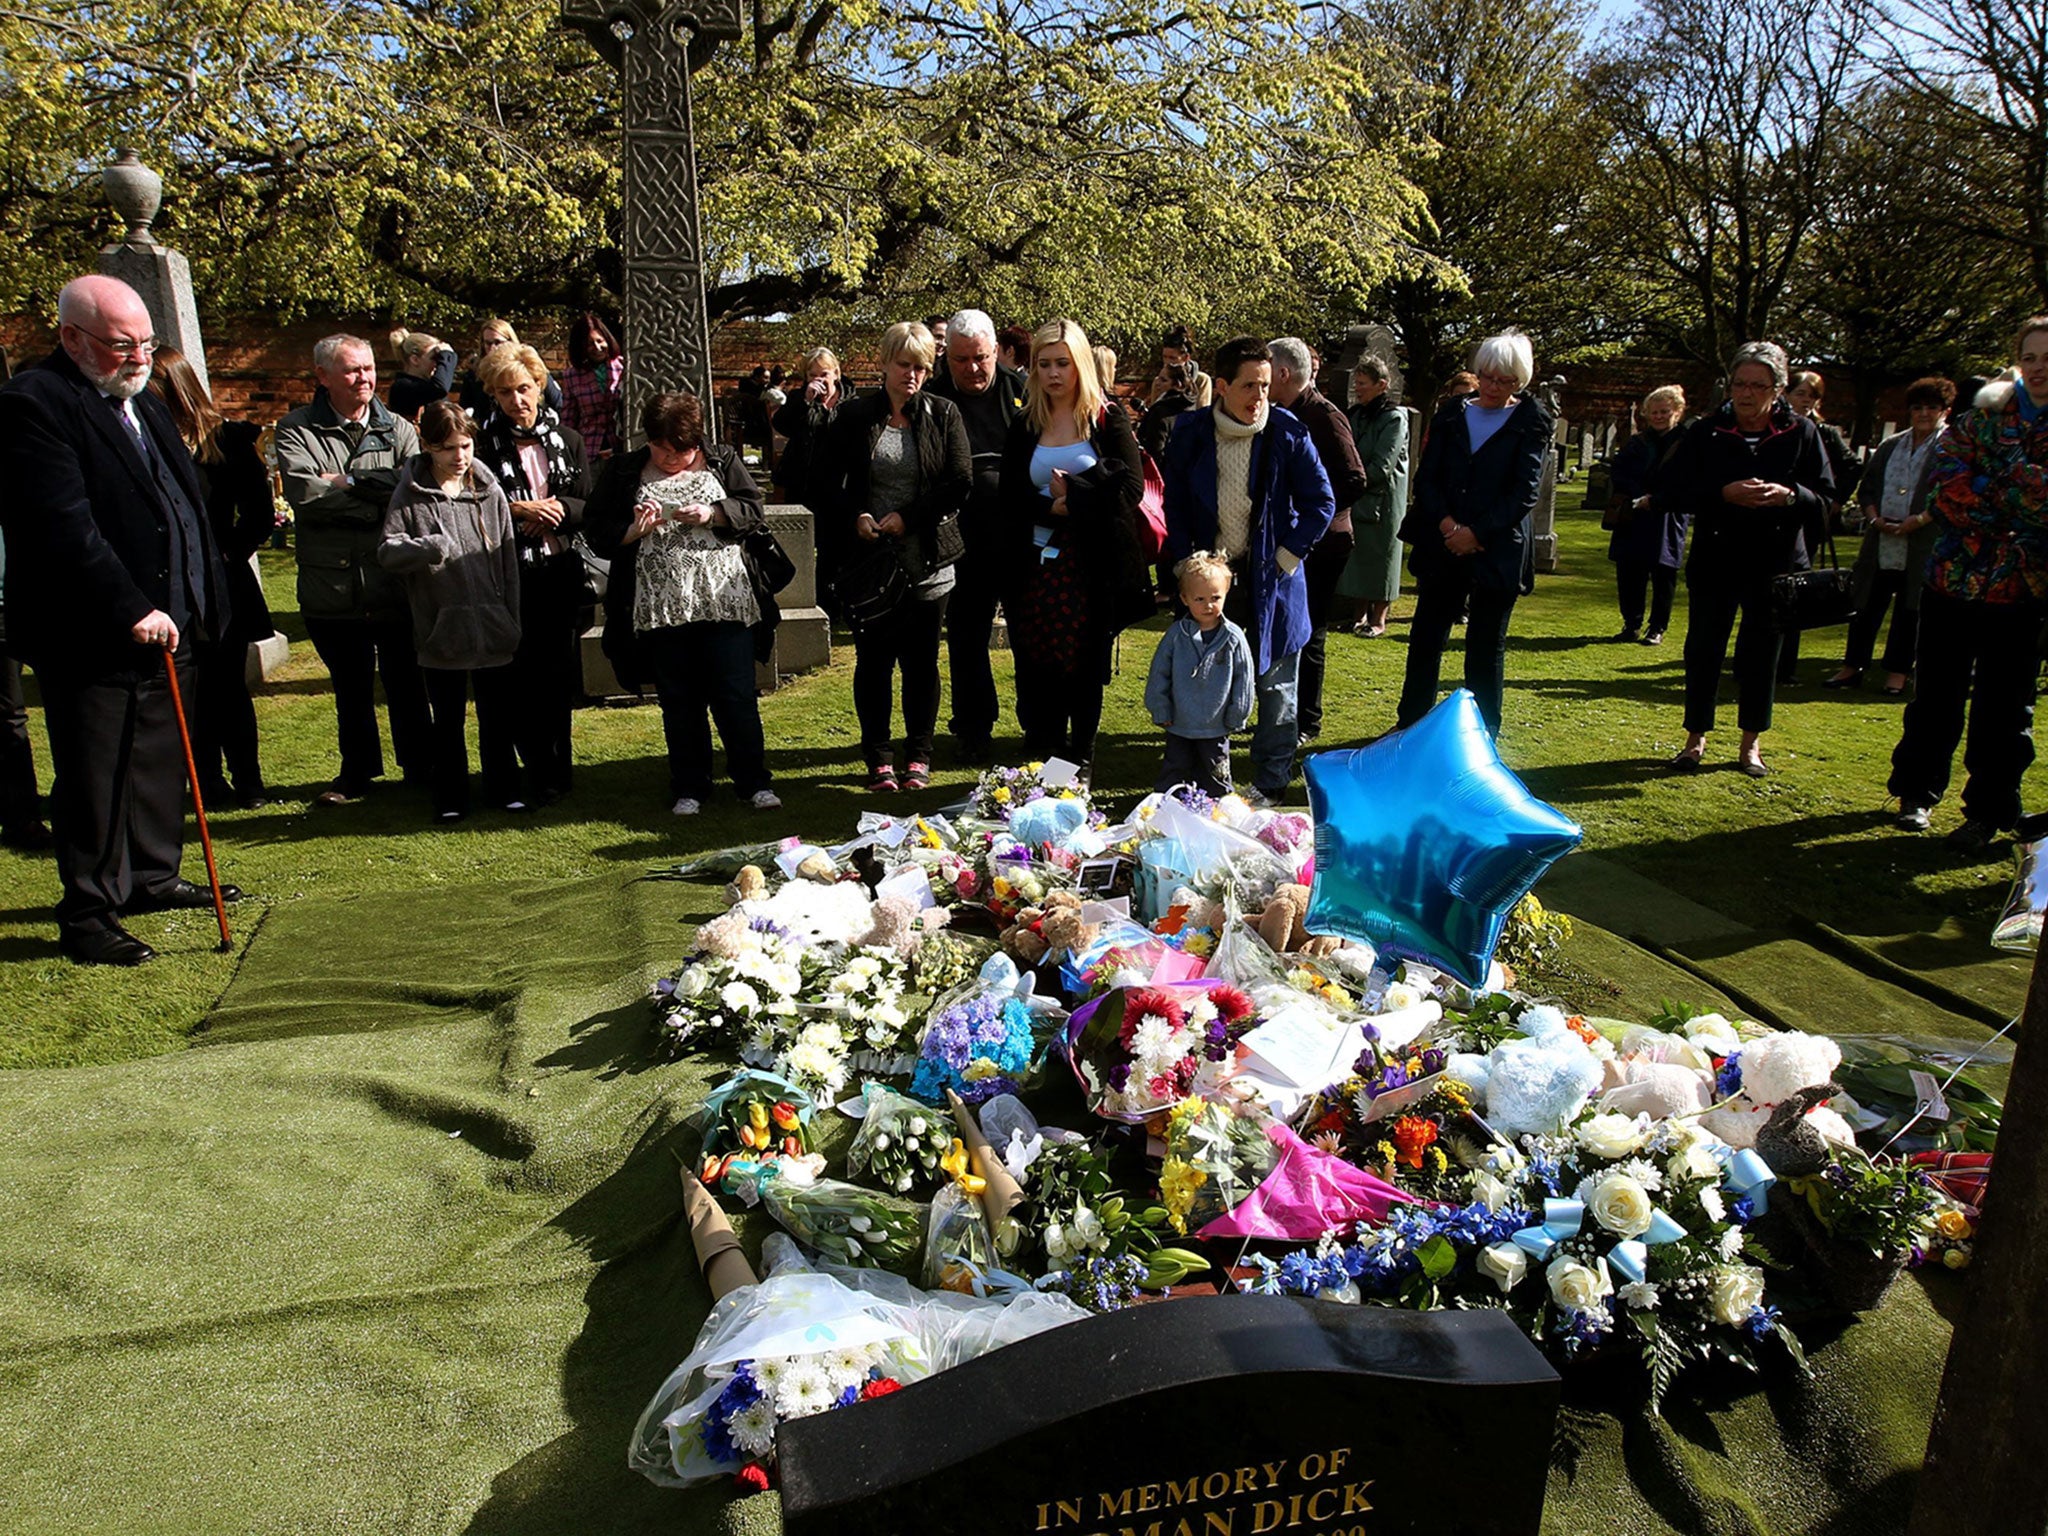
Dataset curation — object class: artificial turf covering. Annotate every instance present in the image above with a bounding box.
[0,862,1995,1536]
[0,488,2033,1532]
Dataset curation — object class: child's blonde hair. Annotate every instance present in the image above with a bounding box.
[1173,550,1233,589]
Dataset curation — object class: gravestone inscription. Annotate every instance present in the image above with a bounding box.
[779,1295,1558,1536]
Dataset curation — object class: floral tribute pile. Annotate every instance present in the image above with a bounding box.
[635,775,2000,1489]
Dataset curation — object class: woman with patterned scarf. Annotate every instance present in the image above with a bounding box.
[475,343,589,804]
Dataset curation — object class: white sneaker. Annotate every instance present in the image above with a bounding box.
[671,797,702,816]
[748,789,783,811]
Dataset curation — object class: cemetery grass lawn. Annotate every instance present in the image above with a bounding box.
[0,486,2030,1071]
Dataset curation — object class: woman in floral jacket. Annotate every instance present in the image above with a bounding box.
[1889,318,2048,850]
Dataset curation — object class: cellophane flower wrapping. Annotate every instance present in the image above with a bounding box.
[908,979,1058,1107]
[921,1180,999,1292]
[1194,1121,1405,1240]
[847,1084,952,1196]
[757,1173,928,1277]
[1062,979,1260,1122]
[630,1234,1084,1487]
[1157,1095,1281,1235]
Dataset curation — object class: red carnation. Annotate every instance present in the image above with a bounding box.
[735,1464,772,1492]
[1125,987,1186,1029]
[1207,984,1254,1023]
[861,1377,904,1400]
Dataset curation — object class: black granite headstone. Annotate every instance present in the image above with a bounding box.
[779,1295,1559,1535]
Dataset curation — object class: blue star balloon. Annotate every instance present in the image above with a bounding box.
[1303,691,1582,988]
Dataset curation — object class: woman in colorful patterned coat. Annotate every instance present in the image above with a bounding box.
[1889,318,2048,850]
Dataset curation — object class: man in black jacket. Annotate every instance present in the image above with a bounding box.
[1270,337,1369,745]
[926,308,1028,763]
[0,275,241,965]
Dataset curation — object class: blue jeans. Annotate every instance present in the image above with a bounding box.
[1250,649,1301,793]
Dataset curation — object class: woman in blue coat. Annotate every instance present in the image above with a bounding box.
[1396,331,1553,737]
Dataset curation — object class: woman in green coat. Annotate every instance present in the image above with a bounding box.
[1336,355,1412,636]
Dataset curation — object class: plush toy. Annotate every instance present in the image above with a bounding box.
[1753,1082,1849,1177]
[857,897,920,957]
[723,865,769,907]
[1599,1060,1711,1121]
[1482,1035,1606,1136]
[849,844,888,896]
[1253,883,1342,957]
[999,889,1095,968]
[1701,1029,1848,1151]
[795,851,839,884]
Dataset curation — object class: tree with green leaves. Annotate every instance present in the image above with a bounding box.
[1588,0,1867,368]
[1341,0,1622,403]
[0,0,1428,354]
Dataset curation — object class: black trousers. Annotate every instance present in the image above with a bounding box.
[946,545,1002,745]
[1616,561,1677,636]
[1157,733,1232,796]
[855,592,949,769]
[645,622,771,801]
[1682,578,1782,734]
[40,648,194,937]
[1,654,41,834]
[1843,569,1919,674]
[1296,529,1355,738]
[1398,563,1517,736]
[421,663,520,815]
[1014,635,1112,766]
[512,568,579,799]
[1888,589,2042,827]
[304,613,431,793]
[194,637,263,797]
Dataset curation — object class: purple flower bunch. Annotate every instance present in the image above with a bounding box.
[909,993,1038,1105]
[1041,1252,1149,1313]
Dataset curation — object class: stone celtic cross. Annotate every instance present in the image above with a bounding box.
[559,0,742,439]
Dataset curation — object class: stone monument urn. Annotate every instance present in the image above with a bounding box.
[102,149,162,246]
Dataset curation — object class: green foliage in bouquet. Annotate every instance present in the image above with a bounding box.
[1016,1137,1206,1301]
[1788,1149,1942,1260]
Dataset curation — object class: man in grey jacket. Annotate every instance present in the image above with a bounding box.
[274,334,430,805]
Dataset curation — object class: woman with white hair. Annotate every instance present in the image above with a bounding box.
[819,321,971,792]
[1657,340,1833,776]
[1395,330,1553,736]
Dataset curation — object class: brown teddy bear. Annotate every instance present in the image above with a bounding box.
[1254,883,1342,957]
[724,865,769,907]
[1000,889,1096,968]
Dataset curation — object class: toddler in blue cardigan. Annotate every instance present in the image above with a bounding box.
[1145,550,1256,795]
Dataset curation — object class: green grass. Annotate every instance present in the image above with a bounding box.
[2,486,2035,1068]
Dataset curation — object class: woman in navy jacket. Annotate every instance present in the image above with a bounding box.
[1396,331,1553,737]
[1658,340,1834,777]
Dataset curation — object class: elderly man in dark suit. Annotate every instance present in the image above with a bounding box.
[0,274,241,965]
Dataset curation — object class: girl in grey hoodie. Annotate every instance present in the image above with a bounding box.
[379,401,523,820]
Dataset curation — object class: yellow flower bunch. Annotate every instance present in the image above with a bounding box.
[1159,1156,1209,1234]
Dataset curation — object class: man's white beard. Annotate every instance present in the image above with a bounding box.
[86,357,151,401]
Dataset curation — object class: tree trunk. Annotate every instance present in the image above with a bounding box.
[1906,947,2048,1535]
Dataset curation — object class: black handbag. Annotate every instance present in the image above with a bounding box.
[1771,530,1856,629]
[741,526,797,597]
[835,539,909,625]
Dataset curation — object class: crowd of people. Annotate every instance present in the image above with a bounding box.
[4,269,2047,966]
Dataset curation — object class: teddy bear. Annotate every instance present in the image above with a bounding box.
[1000,889,1095,968]
[857,897,920,957]
[723,865,769,907]
[1253,883,1342,957]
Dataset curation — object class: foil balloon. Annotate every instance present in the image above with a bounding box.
[1303,690,1582,988]
[1993,835,2048,953]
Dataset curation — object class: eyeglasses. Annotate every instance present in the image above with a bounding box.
[1475,372,1519,388]
[75,326,157,358]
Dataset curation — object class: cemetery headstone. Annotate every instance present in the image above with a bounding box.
[779,1295,1559,1536]
[99,151,210,393]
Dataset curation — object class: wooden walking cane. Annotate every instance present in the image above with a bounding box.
[159,645,232,952]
